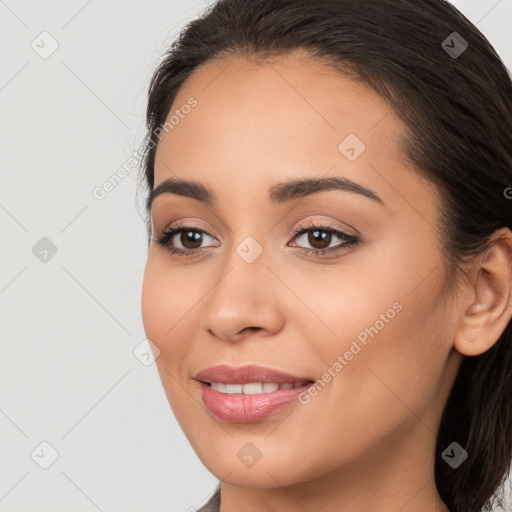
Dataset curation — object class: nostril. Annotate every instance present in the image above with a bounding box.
[241,327,262,334]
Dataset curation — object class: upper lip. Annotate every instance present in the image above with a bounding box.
[195,364,314,384]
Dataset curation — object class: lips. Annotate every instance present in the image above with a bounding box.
[194,364,316,422]
[194,364,314,385]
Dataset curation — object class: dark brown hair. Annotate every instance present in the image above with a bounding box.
[137,1,512,510]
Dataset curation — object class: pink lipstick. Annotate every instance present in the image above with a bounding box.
[195,364,315,422]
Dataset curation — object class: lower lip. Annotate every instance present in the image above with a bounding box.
[198,381,313,422]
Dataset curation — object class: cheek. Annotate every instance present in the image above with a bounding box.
[324,299,449,457]
[141,258,192,355]
[141,262,197,413]
[141,263,168,346]
[286,237,449,411]
[142,252,193,325]
[141,255,216,385]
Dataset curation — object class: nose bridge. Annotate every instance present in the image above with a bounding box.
[199,235,283,340]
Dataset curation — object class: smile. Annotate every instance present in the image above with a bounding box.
[207,381,311,394]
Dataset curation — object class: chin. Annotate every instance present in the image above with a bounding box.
[191,438,317,490]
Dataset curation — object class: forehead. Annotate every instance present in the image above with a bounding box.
[162,52,399,145]
[152,52,434,217]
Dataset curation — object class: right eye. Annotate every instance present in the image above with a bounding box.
[153,222,220,256]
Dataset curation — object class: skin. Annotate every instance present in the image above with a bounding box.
[141,51,512,512]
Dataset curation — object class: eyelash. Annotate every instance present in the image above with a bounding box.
[152,221,360,258]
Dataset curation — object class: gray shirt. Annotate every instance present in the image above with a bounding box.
[196,485,221,512]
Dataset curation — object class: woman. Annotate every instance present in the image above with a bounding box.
[139,0,512,510]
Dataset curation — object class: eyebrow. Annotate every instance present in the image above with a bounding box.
[146,175,385,212]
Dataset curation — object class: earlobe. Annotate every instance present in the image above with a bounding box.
[453,228,512,357]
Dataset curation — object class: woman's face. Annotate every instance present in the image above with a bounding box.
[141,53,463,491]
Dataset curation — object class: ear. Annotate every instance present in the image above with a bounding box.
[454,227,512,357]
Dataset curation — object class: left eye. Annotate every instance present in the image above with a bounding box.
[288,223,359,255]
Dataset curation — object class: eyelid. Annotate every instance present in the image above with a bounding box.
[289,217,357,239]
[159,217,221,238]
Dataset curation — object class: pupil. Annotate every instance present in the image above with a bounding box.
[181,230,202,249]
[308,230,330,249]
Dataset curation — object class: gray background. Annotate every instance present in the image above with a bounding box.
[1,1,511,510]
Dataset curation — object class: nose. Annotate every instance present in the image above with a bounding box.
[199,251,285,343]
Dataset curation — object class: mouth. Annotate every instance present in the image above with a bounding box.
[197,380,315,422]
[194,364,316,422]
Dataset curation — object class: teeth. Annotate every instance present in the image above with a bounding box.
[243,383,263,394]
[211,382,227,393]
[209,382,309,394]
[225,383,242,394]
